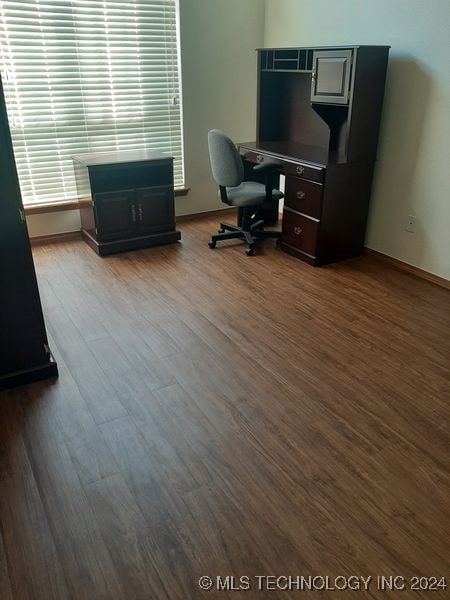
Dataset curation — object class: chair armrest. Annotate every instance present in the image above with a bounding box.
[252,159,280,173]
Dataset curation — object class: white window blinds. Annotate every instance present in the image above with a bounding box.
[0,0,184,205]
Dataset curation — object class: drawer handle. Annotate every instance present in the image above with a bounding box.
[296,191,306,200]
[296,165,305,175]
[256,154,264,163]
[294,226,303,236]
[131,204,136,223]
[138,202,143,221]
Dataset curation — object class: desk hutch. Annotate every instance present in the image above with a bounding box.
[239,45,389,265]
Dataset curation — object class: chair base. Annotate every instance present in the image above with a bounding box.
[208,219,281,256]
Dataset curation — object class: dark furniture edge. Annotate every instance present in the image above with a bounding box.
[257,45,391,51]
[0,354,58,391]
[81,228,181,256]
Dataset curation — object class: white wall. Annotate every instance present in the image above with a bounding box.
[27,0,265,235]
[264,0,450,280]
[177,0,265,215]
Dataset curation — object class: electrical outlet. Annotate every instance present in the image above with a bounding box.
[405,215,417,233]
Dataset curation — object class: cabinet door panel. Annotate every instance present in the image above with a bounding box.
[311,50,352,105]
[94,189,136,241]
[136,186,175,235]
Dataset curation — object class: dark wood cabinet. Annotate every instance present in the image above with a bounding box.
[73,150,181,256]
[0,75,57,390]
[240,44,389,266]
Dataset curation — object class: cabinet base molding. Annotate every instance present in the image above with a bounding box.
[280,241,317,265]
[0,354,58,391]
[82,228,181,256]
[364,248,450,290]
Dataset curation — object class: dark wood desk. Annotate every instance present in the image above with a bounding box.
[240,45,389,266]
[73,150,180,256]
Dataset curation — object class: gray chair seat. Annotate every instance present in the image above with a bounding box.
[225,181,284,207]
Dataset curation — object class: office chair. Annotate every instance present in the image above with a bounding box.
[207,129,283,256]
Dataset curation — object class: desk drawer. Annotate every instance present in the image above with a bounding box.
[241,150,282,169]
[283,161,324,184]
[282,208,319,257]
[285,176,322,219]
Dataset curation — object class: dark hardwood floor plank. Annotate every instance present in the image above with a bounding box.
[98,409,201,520]
[32,332,99,442]
[0,509,14,600]
[98,416,160,498]
[17,391,127,599]
[0,391,30,482]
[64,431,121,487]
[46,267,112,343]
[0,396,71,599]
[88,335,176,401]
[46,306,127,424]
[83,473,171,600]
[0,469,71,600]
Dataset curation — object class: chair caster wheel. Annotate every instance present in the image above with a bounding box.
[245,247,255,256]
[208,241,216,249]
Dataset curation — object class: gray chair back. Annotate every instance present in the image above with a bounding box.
[208,129,244,188]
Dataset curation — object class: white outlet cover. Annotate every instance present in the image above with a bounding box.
[405,215,417,233]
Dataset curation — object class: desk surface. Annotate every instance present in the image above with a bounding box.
[238,141,348,167]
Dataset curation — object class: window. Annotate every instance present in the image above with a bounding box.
[0,0,184,205]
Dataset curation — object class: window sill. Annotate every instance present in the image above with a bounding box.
[175,186,190,197]
[24,187,191,215]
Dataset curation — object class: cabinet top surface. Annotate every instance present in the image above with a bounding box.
[257,45,390,51]
[72,149,173,167]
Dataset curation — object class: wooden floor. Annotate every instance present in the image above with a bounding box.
[1,215,449,599]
